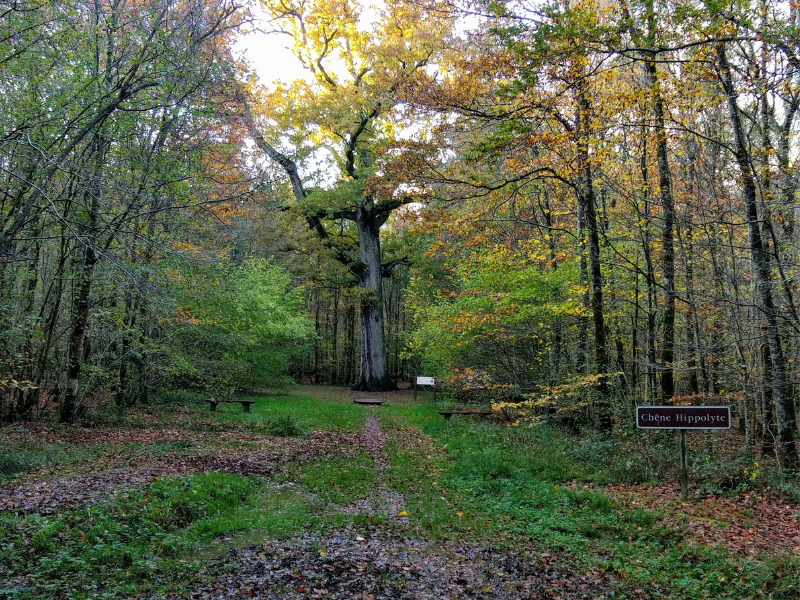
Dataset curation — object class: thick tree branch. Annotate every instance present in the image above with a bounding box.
[344,105,381,178]
[239,101,329,241]
[381,256,411,277]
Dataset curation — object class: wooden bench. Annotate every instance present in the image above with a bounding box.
[354,398,386,406]
[205,399,257,413]
[438,409,493,421]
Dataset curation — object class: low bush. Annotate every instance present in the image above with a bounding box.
[253,414,305,437]
[0,449,44,480]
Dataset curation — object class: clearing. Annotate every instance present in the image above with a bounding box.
[0,386,797,599]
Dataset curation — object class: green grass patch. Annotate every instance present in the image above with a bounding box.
[384,418,797,599]
[291,452,377,506]
[380,400,443,430]
[0,449,45,481]
[183,391,369,432]
[0,473,264,598]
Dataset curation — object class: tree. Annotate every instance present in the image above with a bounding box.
[405,0,800,450]
[169,258,314,393]
[243,0,456,390]
[0,0,248,422]
[714,38,799,468]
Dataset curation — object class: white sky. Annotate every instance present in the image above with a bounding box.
[233,2,380,89]
[234,25,306,89]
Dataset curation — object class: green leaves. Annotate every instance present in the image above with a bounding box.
[168,258,314,392]
[408,241,581,382]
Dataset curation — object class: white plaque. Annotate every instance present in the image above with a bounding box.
[416,376,435,386]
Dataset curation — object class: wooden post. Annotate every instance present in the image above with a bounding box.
[414,378,418,401]
[433,380,437,402]
[680,429,688,501]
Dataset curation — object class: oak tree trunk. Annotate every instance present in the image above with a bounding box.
[352,207,396,391]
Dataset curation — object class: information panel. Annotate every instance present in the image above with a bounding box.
[636,406,731,430]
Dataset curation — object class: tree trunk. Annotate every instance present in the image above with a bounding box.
[716,42,799,468]
[352,207,396,391]
[61,246,97,423]
[576,88,609,428]
[643,40,676,402]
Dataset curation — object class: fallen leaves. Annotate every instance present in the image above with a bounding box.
[361,415,387,468]
[0,430,369,514]
[602,483,800,555]
[147,532,621,600]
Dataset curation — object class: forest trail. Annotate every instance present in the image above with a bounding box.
[153,532,619,600]
[1,391,797,599]
[0,405,623,599]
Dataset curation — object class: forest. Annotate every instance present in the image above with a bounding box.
[0,0,799,598]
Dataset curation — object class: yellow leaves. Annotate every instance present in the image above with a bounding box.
[172,240,197,252]
[174,307,202,326]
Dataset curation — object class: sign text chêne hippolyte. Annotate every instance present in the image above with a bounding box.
[636,405,731,500]
[636,406,731,430]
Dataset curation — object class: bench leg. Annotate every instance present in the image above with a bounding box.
[444,413,452,421]
[209,402,217,412]
[242,403,250,413]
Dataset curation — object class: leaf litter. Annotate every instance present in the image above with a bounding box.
[1,413,790,599]
[600,483,800,555]
[141,531,622,600]
[0,429,365,514]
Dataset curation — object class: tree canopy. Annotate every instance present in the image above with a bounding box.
[0,0,798,467]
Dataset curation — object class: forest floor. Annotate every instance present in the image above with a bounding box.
[0,387,797,599]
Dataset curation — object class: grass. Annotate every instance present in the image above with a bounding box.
[0,449,44,480]
[291,452,378,505]
[0,387,796,599]
[0,473,351,599]
[388,419,798,599]
[1,473,260,597]
[150,390,370,432]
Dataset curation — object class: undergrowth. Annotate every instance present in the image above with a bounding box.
[393,420,799,600]
[0,474,264,598]
[0,449,44,481]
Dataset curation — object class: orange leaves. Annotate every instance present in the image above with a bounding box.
[173,307,204,325]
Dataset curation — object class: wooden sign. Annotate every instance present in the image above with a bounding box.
[414,376,437,401]
[636,406,731,430]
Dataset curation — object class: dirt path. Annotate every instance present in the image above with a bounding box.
[362,414,387,468]
[144,532,622,600]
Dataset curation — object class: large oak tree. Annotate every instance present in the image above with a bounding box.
[243,0,455,390]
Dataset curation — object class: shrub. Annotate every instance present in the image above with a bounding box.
[0,449,43,480]
[263,415,305,437]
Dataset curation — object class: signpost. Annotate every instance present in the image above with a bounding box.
[414,376,437,401]
[636,406,731,500]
